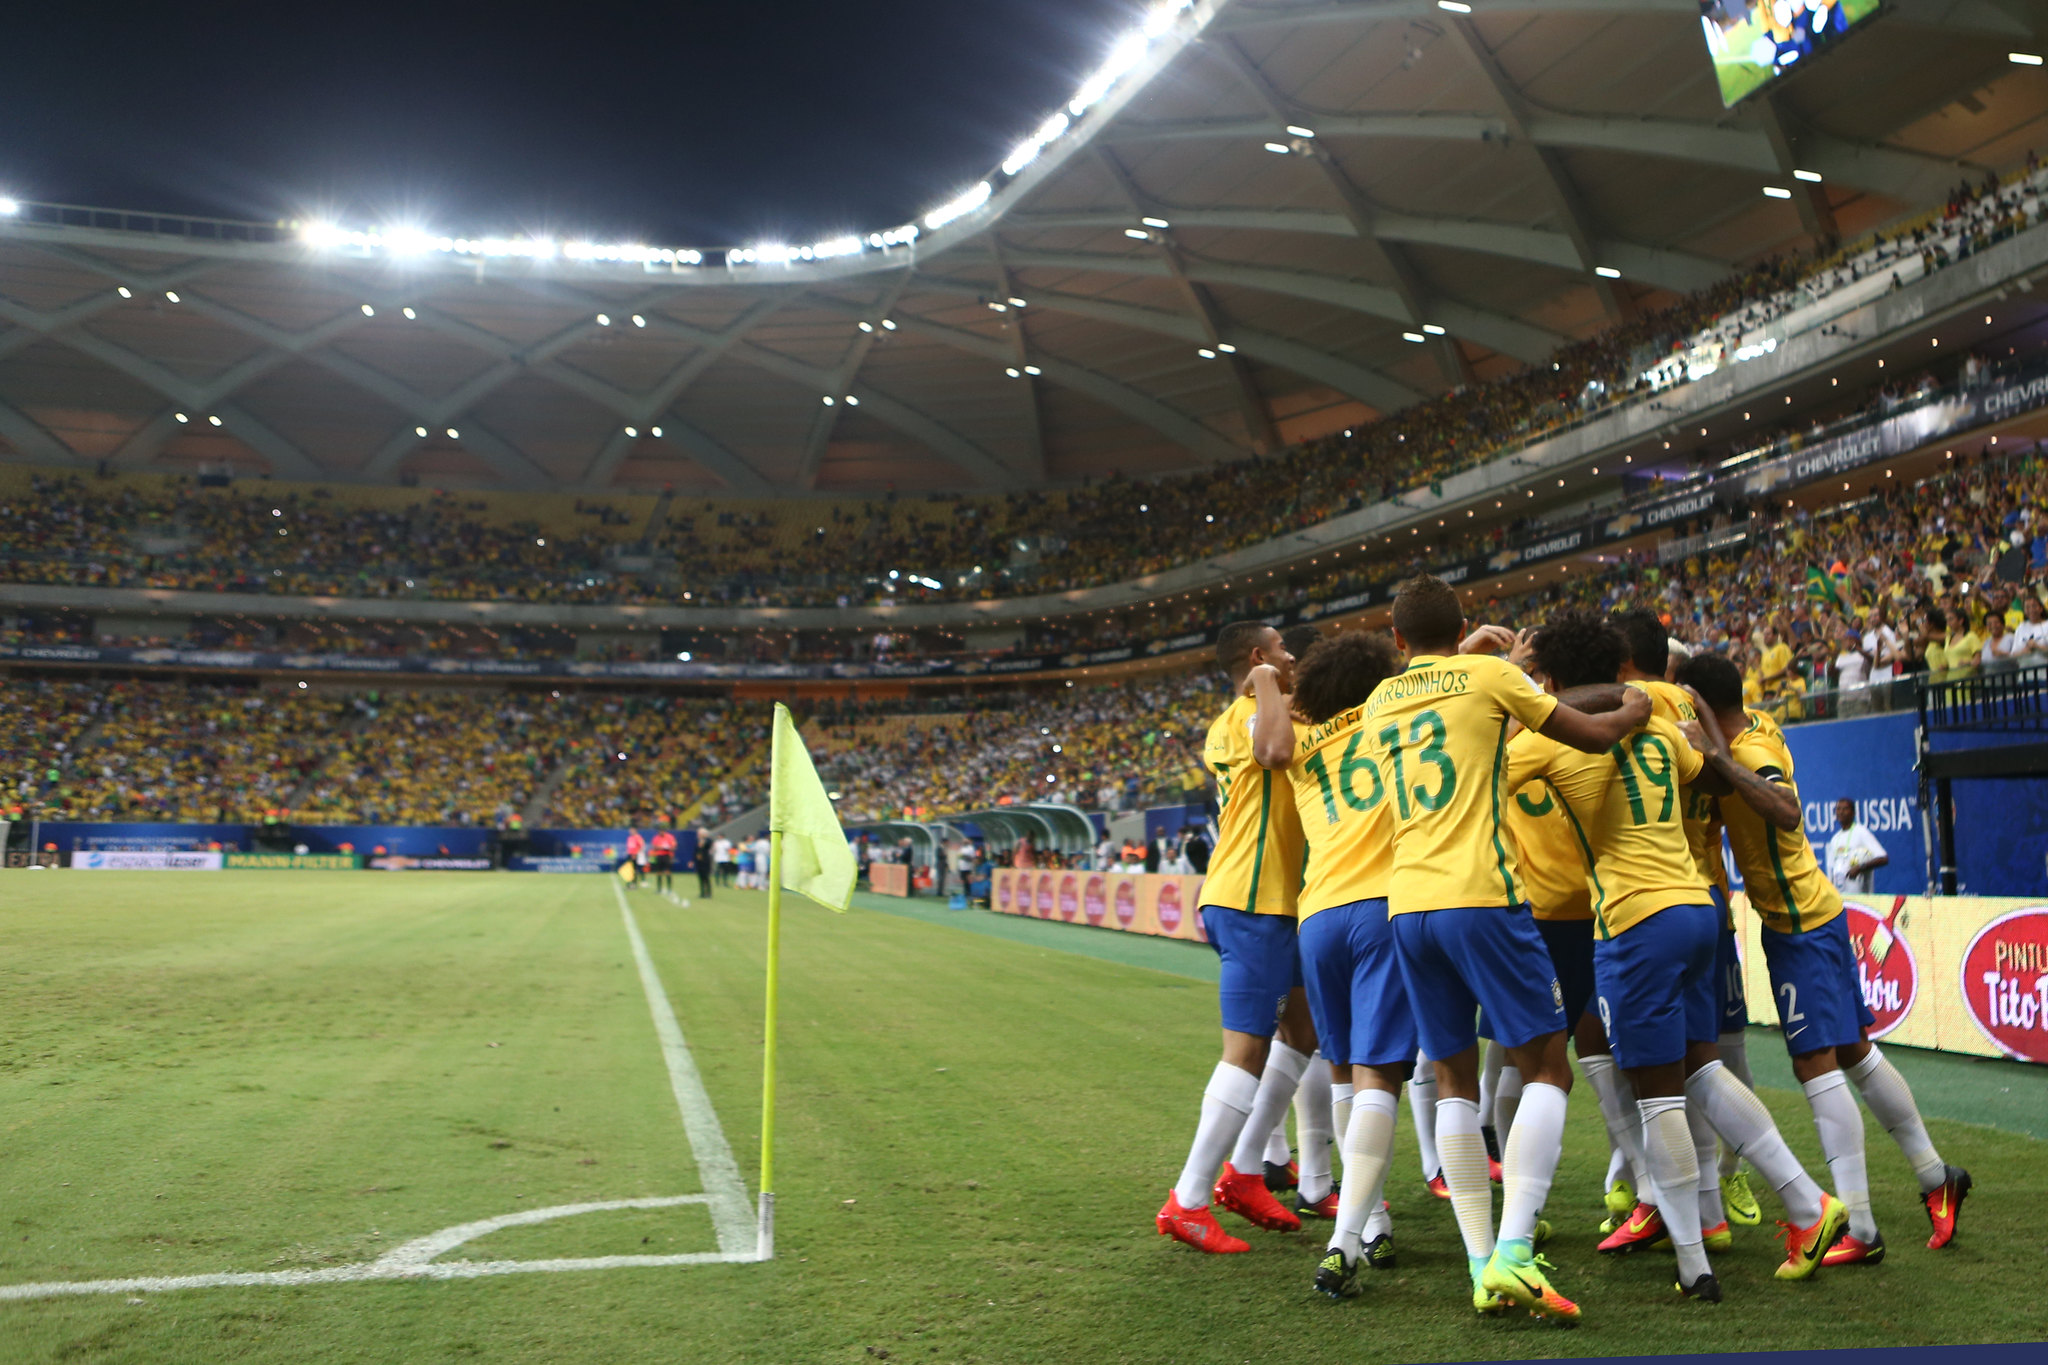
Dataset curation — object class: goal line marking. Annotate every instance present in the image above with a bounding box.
[0,882,761,1303]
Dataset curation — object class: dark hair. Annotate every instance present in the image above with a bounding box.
[1292,630,1404,725]
[1531,608,1625,690]
[1391,575,1463,653]
[1675,651,1744,712]
[1281,625,1323,662]
[1611,608,1670,677]
[1216,620,1274,683]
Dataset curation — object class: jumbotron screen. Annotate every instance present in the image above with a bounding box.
[1699,0,1883,107]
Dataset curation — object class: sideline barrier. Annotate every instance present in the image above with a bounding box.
[869,863,910,897]
[1738,892,2048,1064]
[989,868,1210,944]
[72,850,223,870]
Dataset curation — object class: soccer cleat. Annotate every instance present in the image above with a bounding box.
[1214,1163,1303,1231]
[1533,1216,1553,1247]
[1677,1271,1724,1303]
[1481,1248,1582,1324]
[1821,1230,1885,1267]
[1155,1192,1249,1254]
[1773,1193,1849,1281]
[1426,1171,1451,1200]
[1603,1178,1637,1225]
[1702,1221,1733,1253]
[1488,1154,1505,1185]
[1482,1124,1501,1164]
[1922,1165,1971,1250]
[1313,1249,1359,1300]
[1362,1233,1397,1269]
[1597,1203,1668,1255]
[1295,1184,1340,1219]
[1722,1169,1763,1227]
[1262,1159,1300,1192]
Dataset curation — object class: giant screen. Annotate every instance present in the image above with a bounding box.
[1699,0,1883,106]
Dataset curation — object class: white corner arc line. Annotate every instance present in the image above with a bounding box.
[0,885,763,1303]
[611,879,759,1256]
[0,1197,753,1303]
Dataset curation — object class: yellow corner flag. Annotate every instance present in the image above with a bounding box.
[759,701,856,1263]
[769,702,856,912]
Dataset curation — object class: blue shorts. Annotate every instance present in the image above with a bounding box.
[1202,904,1303,1037]
[1392,904,1567,1059]
[1299,899,1417,1071]
[1759,914,1875,1056]
[1710,887,1747,1031]
[1592,902,1721,1071]
[1536,916,1597,1027]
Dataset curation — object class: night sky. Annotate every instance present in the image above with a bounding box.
[2,1,1138,248]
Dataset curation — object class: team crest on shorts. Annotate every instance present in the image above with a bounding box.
[1551,979,1564,1011]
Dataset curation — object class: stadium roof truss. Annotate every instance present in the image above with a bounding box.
[0,0,2041,495]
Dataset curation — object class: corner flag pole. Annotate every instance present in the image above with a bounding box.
[758,828,782,1262]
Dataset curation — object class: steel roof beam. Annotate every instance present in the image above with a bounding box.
[0,400,71,463]
[993,247,1559,360]
[988,251,1047,480]
[1104,112,1970,201]
[907,276,1426,411]
[1094,147,1280,453]
[812,293,1239,463]
[796,272,914,490]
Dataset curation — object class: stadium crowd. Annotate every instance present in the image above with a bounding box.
[1,162,2040,613]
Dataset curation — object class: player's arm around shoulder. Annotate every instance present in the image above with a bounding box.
[1247,663,1295,770]
[1533,671,1652,754]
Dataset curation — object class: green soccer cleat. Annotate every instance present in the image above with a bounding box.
[1774,1193,1849,1282]
[1482,1248,1582,1324]
[1722,1168,1762,1227]
[1604,1177,1636,1224]
[1469,1255,1514,1316]
[1362,1232,1396,1270]
[1314,1248,1360,1300]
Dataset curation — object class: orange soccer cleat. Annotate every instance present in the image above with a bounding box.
[1213,1162,1304,1231]
[1597,1203,1669,1255]
[1923,1166,1971,1250]
[1156,1191,1250,1253]
[1820,1230,1885,1267]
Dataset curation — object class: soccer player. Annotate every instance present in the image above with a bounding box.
[1508,611,1847,1298]
[1367,576,1650,1321]
[1613,610,1762,1232]
[650,827,677,895]
[1252,628,1410,1298]
[625,827,646,890]
[1677,653,1972,1262]
[712,833,735,886]
[1156,622,1314,1253]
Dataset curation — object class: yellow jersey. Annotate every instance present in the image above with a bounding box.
[1634,678,1725,893]
[1363,653,1559,915]
[1721,710,1842,935]
[1504,714,1710,939]
[1505,779,1593,922]
[1201,693,1305,917]
[1286,708,1393,920]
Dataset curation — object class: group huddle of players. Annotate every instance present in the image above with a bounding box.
[1154,575,1971,1320]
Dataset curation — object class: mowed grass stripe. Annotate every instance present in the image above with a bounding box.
[3,875,2044,1364]
[1,873,715,1288]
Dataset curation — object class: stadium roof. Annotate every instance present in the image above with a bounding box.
[1,0,2042,497]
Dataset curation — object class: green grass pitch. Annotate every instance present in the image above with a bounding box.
[2,871,2043,1363]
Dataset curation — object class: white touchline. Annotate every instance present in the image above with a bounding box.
[610,878,759,1256]
[0,882,762,1303]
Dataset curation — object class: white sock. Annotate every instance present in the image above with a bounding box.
[1688,1099,1724,1227]
[1804,1070,1875,1241]
[1264,1124,1294,1169]
[1580,1054,1646,1199]
[1231,1043,1310,1173]
[1330,1090,1397,1260]
[1641,1096,1711,1283]
[1409,1059,1441,1178]
[1330,1080,1356,1170]
[1686,1059,1823,1225]
[1172,1062,1259,1209]
[1498,1081,1567,1249]
[1295,1054,1335,1204]
[1495,1065,1524,1144]
[1716,1031,1753,1179]
[1605,1141,1629,1192]
[1363,1180,1392,1241]
[1478,1038,1505,1129]
[1435,1097,1495,1261]
[1845,1046,1947,1192]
